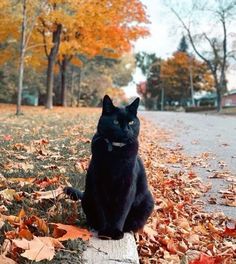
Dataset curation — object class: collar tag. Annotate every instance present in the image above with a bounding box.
[104,139,126,151]
[112,142,126,147]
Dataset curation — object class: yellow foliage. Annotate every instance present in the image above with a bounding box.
[0,0,149,74]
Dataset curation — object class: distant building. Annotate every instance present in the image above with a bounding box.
[222,89,236,107]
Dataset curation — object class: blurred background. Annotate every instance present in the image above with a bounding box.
[0,0,235,114]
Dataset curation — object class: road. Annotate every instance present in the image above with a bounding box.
[141,111,236,219]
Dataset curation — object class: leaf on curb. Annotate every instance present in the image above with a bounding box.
[52,223,92,241]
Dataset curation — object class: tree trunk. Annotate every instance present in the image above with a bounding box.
[16,0,27,116]
[60,56,68,107]
[45,24,62,109]
[77,68,81,107]
[216,86,222,112]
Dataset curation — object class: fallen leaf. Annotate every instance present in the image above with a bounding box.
[20,163,34,171]
[189,253,215,264]
[25,215,49,235]
[208,197,217,204]
[52,223,92,241]
[0,189,18,201]
[14,154,28,161]
[0,255,17,264]
[33,187,64,201]
[7,177,35,186]
[18,228,34,240]
[174,217,191,231]
[34,176,60,189]
[3,135,12,141]
[222,198,236,207]
[143,225,158,242]
[13,236,64,262]
[222,220,236,237]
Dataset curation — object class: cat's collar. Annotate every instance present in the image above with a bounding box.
[111,142,126,147]
[104,138,126,151]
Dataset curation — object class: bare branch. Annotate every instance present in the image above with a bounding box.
[169,6,213,72]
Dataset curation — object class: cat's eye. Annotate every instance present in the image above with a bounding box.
[129,120,135,125]
[113,120,119,125]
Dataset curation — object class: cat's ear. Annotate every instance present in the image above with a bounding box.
[126,97,140,116]
[102,95,115,115]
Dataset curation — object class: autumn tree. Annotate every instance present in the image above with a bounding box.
[71,53,135,107]
[1,0,149,108]
[37,0,149,108]
[0,0,47,113]
[135,52,161,109]
[167,0,236,111]
[160,52,214,104]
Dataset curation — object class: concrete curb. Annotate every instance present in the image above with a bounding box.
[83,233,139,264]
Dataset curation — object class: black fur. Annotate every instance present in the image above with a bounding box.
[64,95,154,240]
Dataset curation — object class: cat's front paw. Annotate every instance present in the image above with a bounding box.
[98,228,124,240]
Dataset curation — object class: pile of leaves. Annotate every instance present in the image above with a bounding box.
[137,120,236,264]
[0,105,96,263]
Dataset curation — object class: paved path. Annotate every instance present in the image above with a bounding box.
[141,111,236,219]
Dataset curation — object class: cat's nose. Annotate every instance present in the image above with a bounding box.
[123,126,129,133]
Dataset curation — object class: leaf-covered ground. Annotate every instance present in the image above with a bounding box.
[0,105,235,264]
[137,120,236,264]
[0,105,96,263]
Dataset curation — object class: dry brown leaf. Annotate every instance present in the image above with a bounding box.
[33,187,64,201]
[187,234,200,245]
[13,236,64,262]
[34,175,61,189]
[174,217,191,231]
[20,163,34,171]
[8,177,35,186]
[0,189,18,201]
[143,225,158,242]
[0,255,17,264]
[26,216,49,235]
[14,154,28,161]
[18,229,34,240]
[52,223,92,241]
[222,220,236,237]
[222,198,236,207]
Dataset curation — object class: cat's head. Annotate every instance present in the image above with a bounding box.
[97,95,140,143]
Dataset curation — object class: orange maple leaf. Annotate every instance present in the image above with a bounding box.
[51,223,92,241]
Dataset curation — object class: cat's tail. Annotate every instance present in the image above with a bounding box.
[64,187,84,201]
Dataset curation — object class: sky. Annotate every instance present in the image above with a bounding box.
[123,0,181,97]
[123,0,236,97]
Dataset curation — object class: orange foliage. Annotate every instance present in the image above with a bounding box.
[0,0,149,70]
[161,52,214,100]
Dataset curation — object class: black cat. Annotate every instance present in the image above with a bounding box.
[64,95,154,240]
